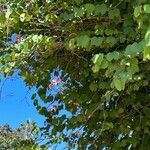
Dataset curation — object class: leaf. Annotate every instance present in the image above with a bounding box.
[106,53,113,61]
[127,58,139,74]
[108,8,120,19]
[77,114,85,123]
[94,4,107,15]
[144,4,150,14]
[25,14,32,21]
[100,58,109,69]
[143,46,150,61]
[77,35,90,48]
[91,36,103,47]
[20,13,26,22]
[92,53,104,65]
[134,6,142,17]
[85,102,101,118]
[106,51,120,61]
[74,7,85,17]
[113,78,126,91]
[118,108,124,114]
[125,42,143,57]
[0,15,6,27]
[37,107,49,116]
[92,64,100,73]
[89,82,98,92]
[106,37,117,47]
[105,122,113,129]
[5,7,12,19]
[68,38,76,50]
[31,93,36,100]
[85,4,95,15]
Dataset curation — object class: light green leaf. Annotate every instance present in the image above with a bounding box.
[143,46,150,61]
[144,4,150,14]
[20,13,26,22]
[106,51,120,61]
[68,38,76,50]
[74,7,85,17]
[92,53,104,65]
[77,35,90,48]
[105,122,113,129]
[100,59,109,69]
[113,51,120,60]
[25,14,32,21]
[106,53,113,61]
[134,6,142,17]
[92,64,100,73]
[113,78,126,91]
[85,4,95,15]
[5,7,12,19]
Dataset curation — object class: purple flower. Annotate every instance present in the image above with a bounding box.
[10,33,17,43]
[46,66,71,98]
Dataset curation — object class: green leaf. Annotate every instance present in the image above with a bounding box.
[100,58,109,69]
[92,53,104,65]
[144,4,150,14]
[106,51,120,61]
[77,35,90,48]
[5,7,12,19]
[0,15,6,27]
[37,107,49,116]
[105,122,113,129]
[68,38,76,50]
[31,93,36,100]
[127,58,139,74]
[108,8,120,19]
[106,37,117,47]
[125,42,143,57]
[77,114,85,123]
[118,108,124,114]
[106,53,113,61]
[85,4,95,15]
[89,82,98,92]
[85,102,101,118]
[92,64,100,73]
[74,7,85,17]
[94,4,107,15]
[143,46,150,61]
[134,6,142,17]
[25,14,32,21]
[113,51,120,60]
[91,37,103,47]
[113,78,126,91]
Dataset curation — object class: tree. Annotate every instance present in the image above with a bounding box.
[0,121,47,150]
[0,0,150,149]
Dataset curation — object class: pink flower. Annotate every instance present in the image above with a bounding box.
[51,78,62,85]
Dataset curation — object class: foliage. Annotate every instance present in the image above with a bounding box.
[0,121,47,150]
[0,0,150,149]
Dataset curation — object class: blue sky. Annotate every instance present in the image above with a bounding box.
[0,74,45,128]
[0,73,73,149]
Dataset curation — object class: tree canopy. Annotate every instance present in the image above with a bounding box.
[0,0,150,149]
[0,121,46,150]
